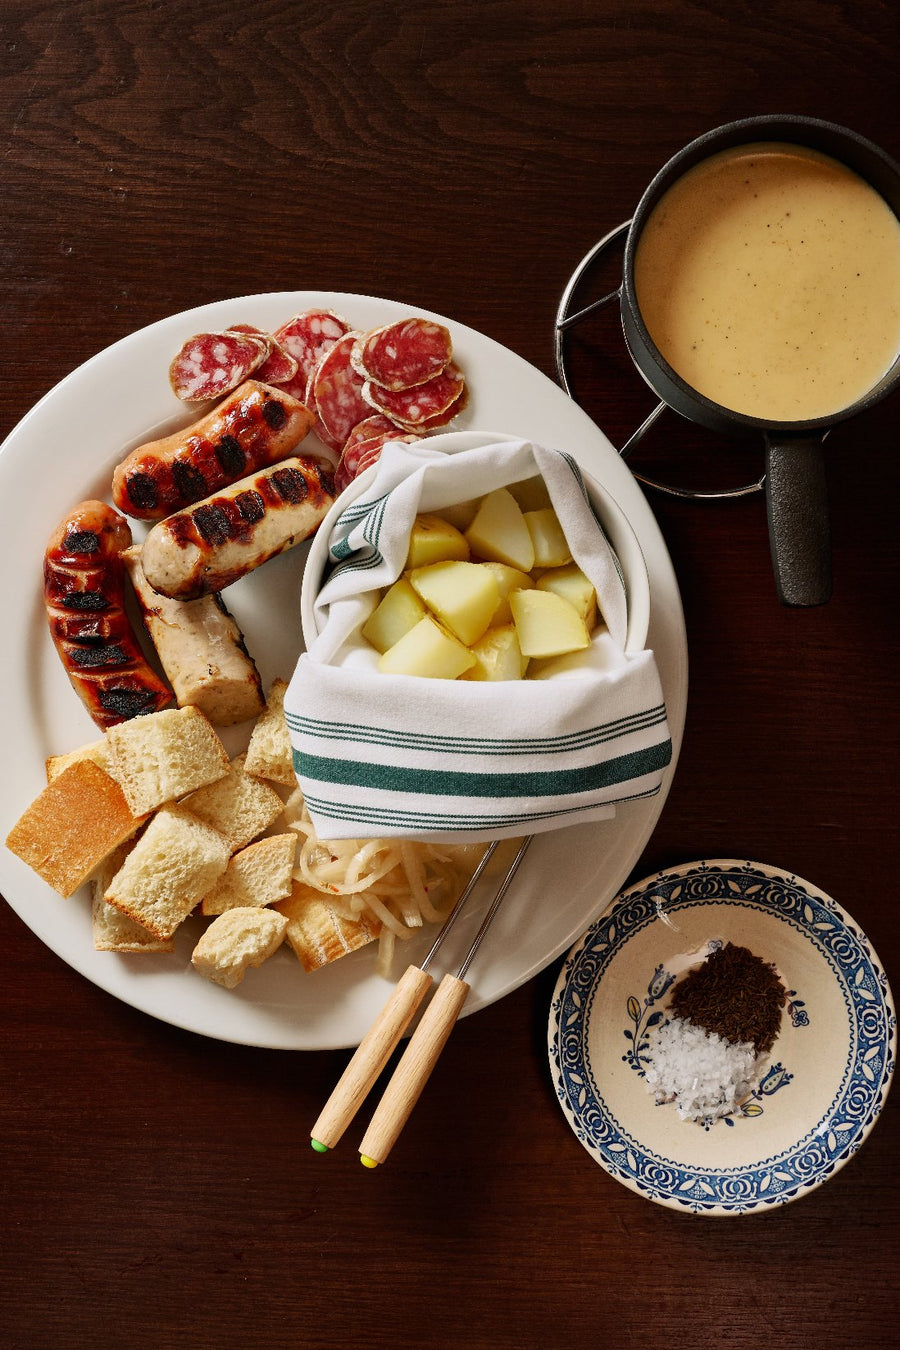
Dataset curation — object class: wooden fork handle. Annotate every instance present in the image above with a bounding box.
[310,964,433,1151]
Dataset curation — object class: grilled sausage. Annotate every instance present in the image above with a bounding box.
[111,380,315,521]
[44,501,173,729]
[140,457,335,600]
[122,546,265,726]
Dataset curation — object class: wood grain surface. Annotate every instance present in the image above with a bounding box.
[1,2,898,1347]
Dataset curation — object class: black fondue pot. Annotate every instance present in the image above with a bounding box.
[620,115,900,607]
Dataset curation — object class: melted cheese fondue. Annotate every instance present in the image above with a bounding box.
[634,142,900,420]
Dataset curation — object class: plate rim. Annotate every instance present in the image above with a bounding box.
[548,857,897,1215]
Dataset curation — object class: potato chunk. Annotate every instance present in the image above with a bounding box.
[378,616,476,679]
[481,562,534,626]
[509,588,590,658]
[524,508,572,568]
[405,514,470,568]
[536,563,597,628]
[462,625,528,681]
[464,489,535,572]
[409,561,499,646]
[361,578,426,653]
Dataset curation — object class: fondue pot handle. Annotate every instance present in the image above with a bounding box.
[764,434,832,607]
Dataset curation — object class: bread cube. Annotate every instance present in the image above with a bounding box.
[6,761,145,898]
[103,805,230,940]
[105,705,230,815]
[201,833,297,915]
[191,907,289,988]
[244,679,296,787]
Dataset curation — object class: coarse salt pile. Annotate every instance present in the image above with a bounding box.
[643,1017,758,1123]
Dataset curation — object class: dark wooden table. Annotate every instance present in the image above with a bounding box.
[2,3,897,1347]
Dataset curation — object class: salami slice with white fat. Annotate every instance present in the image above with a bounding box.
[355,432,419,477]
[361,361,466,430]
[313,331,373,448]
[169,331,269,403]
[226,324,298,385]
[341,413,405,452]
[334,429,419,494]
[350,319,452,391]
[271,310,351,401]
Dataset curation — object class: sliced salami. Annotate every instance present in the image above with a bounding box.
[169,331,269,403]
[350,319,452,391]
[272,310,351,399]
[334,429,419,494]
[415,382,469,430]
[355,433,419,478]
[341,413,405,453]
[226,324,299,385]
[361,361,466,430]
[313,331,373,448]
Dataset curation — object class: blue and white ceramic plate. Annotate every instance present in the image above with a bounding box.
[548,859,896,1215]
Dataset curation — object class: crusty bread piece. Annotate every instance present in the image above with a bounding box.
[103,805,230,940]
[46,737,110,783]
[200,833,297,915]
[243,678,296,787]
[191,907,288,988]
[181,753,285,853]
[105,705,230,816]
[6,761,146,898]
[123,545,266,727]
[275,880,381,972]
[91,842,174,953]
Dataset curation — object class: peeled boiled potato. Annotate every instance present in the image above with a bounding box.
[364,480,602,678]
[406,514,470,568]
[536,563,597,628]
[409,561,500,646]
[509,588,590,658]
[524,508,572,568]
[464,489,535,572]
[379,616,476,679]
[481,562,534,626]
[361,578,426,653]
[462,624,528,681]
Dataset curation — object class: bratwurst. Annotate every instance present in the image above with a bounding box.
[140,456,335,600]
[44,500,173,729]
[112,380,315,520]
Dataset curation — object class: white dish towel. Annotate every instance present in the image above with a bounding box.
[285,435,672,841]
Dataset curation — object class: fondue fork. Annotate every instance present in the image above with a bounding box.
[310,836,532,1161]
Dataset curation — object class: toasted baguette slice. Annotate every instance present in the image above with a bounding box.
[105,705,230,815]
[104,805,230,940]
[182,754,285,853]
[244,678,296,786]
[46,738,111,783]
[91,842,174,953]
[275,881,380,972]
[201,833,297,915]
[6,761,146,898]
[191,907,288,988]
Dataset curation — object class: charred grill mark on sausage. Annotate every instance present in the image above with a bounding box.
[44,500,173,728]
[112,382,314,520]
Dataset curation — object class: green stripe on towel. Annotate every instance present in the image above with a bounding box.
[294,739,672,800]
[287,705,668,755]
[301,783,662,830]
